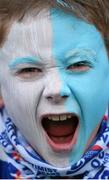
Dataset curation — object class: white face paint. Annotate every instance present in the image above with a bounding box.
[0,10,69,167]
[0,9,109,168]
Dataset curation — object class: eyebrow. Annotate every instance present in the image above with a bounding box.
[9,56,40,69]
[65,48,97,62]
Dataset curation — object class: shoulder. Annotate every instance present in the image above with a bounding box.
[0,145,13,179]
[0,158,12,179]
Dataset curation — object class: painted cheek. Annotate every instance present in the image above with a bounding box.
[50,9,109,164]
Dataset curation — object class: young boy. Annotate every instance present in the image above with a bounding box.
[0,0,109,179]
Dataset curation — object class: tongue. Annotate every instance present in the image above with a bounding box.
[43,119,76,137]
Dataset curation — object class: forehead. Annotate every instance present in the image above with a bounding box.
[1,9,104,62]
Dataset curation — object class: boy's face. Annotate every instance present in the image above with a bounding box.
[0,9,109,167]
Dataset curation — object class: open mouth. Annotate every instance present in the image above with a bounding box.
[42,113,79,152]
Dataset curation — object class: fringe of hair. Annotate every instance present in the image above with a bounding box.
[0,0,108,53]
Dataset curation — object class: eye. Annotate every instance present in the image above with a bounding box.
[67,61,92,72]
[16,67,42,79]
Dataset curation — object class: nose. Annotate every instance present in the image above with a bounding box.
[43,72,71,104]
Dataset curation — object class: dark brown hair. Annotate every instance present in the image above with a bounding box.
[0,0,109,54]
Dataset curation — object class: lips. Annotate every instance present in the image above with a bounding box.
[42,113,79,152]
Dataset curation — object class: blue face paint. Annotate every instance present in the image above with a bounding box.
[51,9,109,164]
[9,56,40,70]
[65,49,96,65]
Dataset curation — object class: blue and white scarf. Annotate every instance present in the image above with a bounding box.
[0,107,109,179]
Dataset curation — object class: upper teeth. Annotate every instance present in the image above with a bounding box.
[47,114,72,121]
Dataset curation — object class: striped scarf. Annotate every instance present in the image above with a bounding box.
[0,107,109,179]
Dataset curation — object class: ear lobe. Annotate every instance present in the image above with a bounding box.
[0,97,4,108]
[0,86,4,108]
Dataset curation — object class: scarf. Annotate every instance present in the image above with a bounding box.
[0,107,109,179]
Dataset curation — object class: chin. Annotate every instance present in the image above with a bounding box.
[38,135,86,168]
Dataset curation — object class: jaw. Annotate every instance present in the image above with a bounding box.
[33,112,88,168]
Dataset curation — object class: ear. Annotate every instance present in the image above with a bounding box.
[0,86,4,108]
